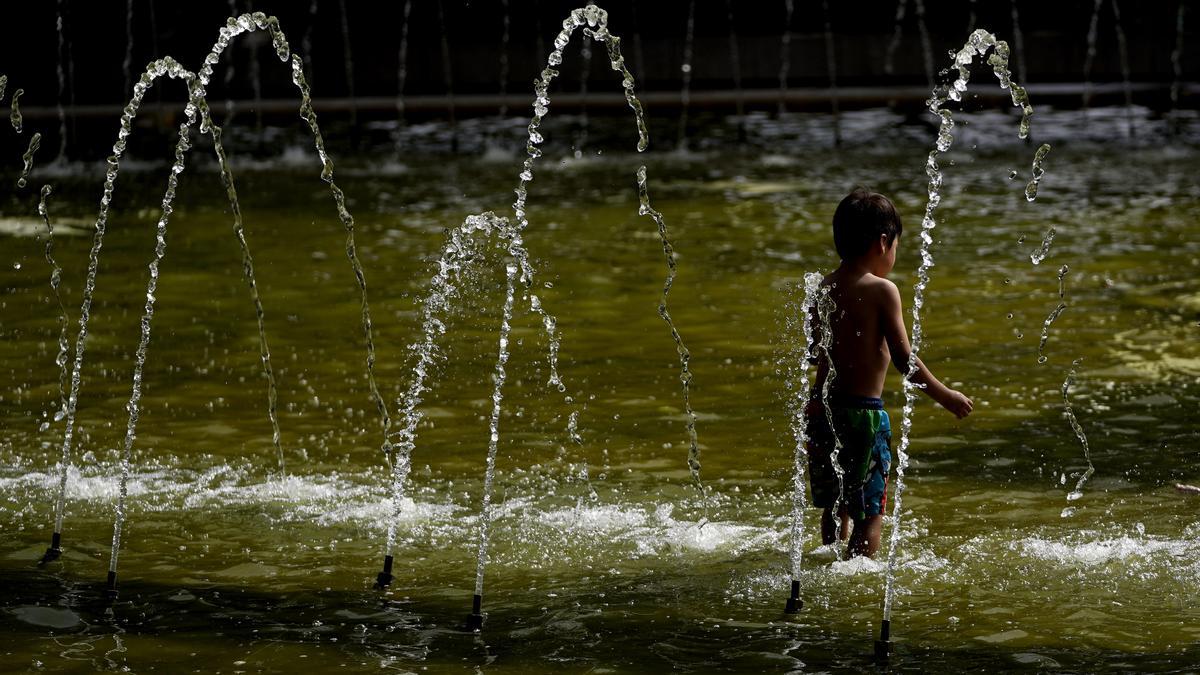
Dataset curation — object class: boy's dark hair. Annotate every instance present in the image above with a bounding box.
[832,187,903,260]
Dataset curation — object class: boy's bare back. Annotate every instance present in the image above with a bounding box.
[819,268,897,400]
[812,188,972,419]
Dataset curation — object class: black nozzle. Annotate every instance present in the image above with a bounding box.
[104,570,119,602]
[784,579,803,613]
[465,593,484,631]
[375,555,394,589]
[38,533,63,566]
[874,619,892,660]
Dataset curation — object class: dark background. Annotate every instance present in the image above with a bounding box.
[2,1,1192,99]
[0,0,1193,155]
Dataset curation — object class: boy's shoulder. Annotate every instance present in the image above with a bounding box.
[825,270,899,297]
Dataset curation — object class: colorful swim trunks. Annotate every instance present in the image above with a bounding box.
[807,393,892,521]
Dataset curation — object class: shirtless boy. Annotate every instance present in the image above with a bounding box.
[808,187,973,558]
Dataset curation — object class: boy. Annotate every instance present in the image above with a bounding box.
[807,187,973,558]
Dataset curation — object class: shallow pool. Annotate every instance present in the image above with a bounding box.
[2,107,1198,671]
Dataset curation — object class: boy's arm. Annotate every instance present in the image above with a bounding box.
[879,281,973,419]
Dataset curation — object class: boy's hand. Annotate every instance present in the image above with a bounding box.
[939,389,974,419]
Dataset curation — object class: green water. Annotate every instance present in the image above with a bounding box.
[1,116,1198,671]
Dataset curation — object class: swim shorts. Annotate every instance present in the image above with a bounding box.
[807,393,892,521]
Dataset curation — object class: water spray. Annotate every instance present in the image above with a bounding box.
[874,28,1046,660]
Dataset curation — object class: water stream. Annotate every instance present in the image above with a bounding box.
[778,0,794,114]
[17,133,41,189]
[54,0,71,162]
[782,273,821,611]
[676,0,696,151]
[1061,360,1096,510]
[1108,0,1136,138]
[106,57,204,594]
[394,0,414,132]
[11,88,24,133]
[1036,265,1069,364]
[820,0,842,146]
[45,12,391,576]
[878,27,1043,646]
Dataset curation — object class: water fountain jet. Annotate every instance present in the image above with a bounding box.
[875,27,1047,659]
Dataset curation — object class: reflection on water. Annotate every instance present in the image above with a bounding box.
[1,106,1198,670]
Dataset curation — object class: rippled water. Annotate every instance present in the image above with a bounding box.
[1,107,1198,671]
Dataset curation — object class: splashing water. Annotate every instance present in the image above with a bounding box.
[1036,265,1069,364]
[17,133,42,189]
[0,74,6,102]
[460,4,694,617]
[677,0,696,150]
[472,261,518,608]
[37,185,71,424]
[782,273,822,591]
[381,212,506,565]
[197,19,289,473]
[1030,225,1056,265]
[1062,360,1095,509]
[637,166,702,494]
[778,0,794,114]
[109,57,203,585]
[52,12,390,568]
[11,88,24,133]
[36,183,73,555]
[814,284,847,552]
[1036,263,1075,362]
[880,28,1045,629]
[1024,143,1051,201]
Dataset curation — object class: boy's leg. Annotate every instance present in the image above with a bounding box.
[847,515,883,558]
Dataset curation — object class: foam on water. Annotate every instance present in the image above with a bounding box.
[1015,534,1192,567]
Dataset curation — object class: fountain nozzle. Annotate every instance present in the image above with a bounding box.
[105,570,119,602]
[874,619,892,660]
[784,579,803,613]
[375,555,394,589]
[465,594,484,631]
[38,532,63,566]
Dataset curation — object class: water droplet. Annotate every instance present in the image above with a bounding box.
[1008,170,1018,179]
[1003,278,1011,285]
[1017,235,1026,244]
[1006,313,1013,319]
[12,262,20,270]
[680,64,692,73]
[1037,355,1048,364]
